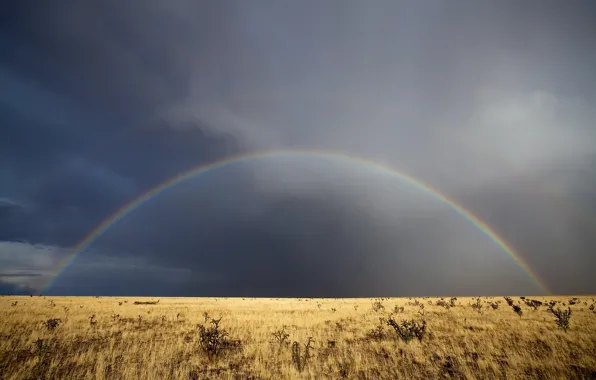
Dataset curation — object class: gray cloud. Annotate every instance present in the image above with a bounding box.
[0,273,42,278]
[1,1,595,296]
[0,281,37,296]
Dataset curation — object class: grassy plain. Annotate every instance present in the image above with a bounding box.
[1,296,595,379]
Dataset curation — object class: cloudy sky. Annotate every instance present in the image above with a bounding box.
[1,1,595,297]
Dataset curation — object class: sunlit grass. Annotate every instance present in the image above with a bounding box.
[1,295,595,379]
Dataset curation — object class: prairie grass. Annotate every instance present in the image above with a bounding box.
[1,296,595,379]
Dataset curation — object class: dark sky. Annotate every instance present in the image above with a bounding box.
[1,1,595,297]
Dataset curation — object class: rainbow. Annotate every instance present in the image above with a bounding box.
[42,149,550,294]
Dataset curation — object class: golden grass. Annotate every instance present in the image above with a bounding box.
[1,296,595,379]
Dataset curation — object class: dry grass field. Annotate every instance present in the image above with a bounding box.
[1,295,595,379]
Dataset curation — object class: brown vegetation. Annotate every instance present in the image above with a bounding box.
[1,296,595,379]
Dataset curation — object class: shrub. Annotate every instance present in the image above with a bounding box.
[504,297,514,307]
[418,304,425,316]
[197,317,239,359]
[436,299,450,310]
[43,318,61,331]
[372,301,385,312]
[407,299,421,307]
[133,300,160,305]
[512,305,523,318]
[271,327,290,346]
[524,299,542,310]
[470,298,483,313]
[551,307,572,332]
[367,318,388,341]
[292,337,314,373]
[386,318,427,343]
[392,305,405,314]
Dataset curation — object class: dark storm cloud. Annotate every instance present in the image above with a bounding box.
[0,273,41,278]
[0,281,36,295]
[54,165,537,297]
[1,1,595,296]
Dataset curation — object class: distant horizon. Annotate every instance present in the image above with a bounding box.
[6,293,594,299]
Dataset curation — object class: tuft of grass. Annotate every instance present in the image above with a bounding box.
[372,301,385,312]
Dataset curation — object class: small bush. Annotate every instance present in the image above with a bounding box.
[372,301,385,312]
[197,317,239,359]
[43,318,61,331]
[524,299,542,310]
[133,300,160,305]
[504,297,514,307]
[436,299,450,310]
[386,318,427,343]
[392,305,405,314]
[291,337,314,373]
[551,307,572,332]
[271,327,290,346]
[512,305,523,318]
[367,318,388,341]
[407,299,421,307]
[470,298,483,313]
[418,304,425,316]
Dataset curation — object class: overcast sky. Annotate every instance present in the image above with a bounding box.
[1,1,595,297]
